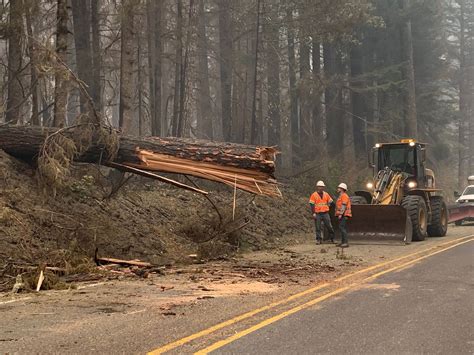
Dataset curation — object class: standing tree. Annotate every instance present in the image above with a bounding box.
[25,0,39,125]
[217,0,233,141]
[286,6,297,166]
[400,0,418,138]
[91,0,102,112]
[172,0,183,136]
[119,0,138,134]
[6,0,24,125]
[265,1,281,147]
[71,0,93,113]
[298,3,312,159]
[146,0,163,136]
[53,0,69,127]
[196,0,213,139]
[250,0,262,144]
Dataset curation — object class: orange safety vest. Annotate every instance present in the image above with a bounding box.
[336,192,352,217]
[309,191,333,213]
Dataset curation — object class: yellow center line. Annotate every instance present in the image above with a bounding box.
[194,238,473,354]
[147,235,473,354]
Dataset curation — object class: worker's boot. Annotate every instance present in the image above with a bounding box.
[316,239,322,245]
[339,243,349,248]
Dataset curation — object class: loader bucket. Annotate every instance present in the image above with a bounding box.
[331,205,412,244]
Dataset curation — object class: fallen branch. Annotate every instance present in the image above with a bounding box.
[108,162,208,195]
[96,257,152,268]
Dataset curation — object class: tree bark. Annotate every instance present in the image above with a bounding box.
[350,41,367,154]
[217,0,233,141]
[468,3,474,176]
[311,39,328,172]
[400,0,418,138]
[196,0,213,139]
[177,0,195,137]
[0,126,276,175]
[71,0,93,113]
[90,0,102,112]
[250,0,262,145]
[53,0,69,128]
[25,0,39,125]
[265,2,280,147]
[458,0,469,188]
[324,43,343,156]
[6,0,24,125]
[146,0,163,136]
[119,0,137,134]
[172,0,183,136]
[286,7,297,167]
[299,22,311,159]
[137,25,143,136]
[342,50,355,163]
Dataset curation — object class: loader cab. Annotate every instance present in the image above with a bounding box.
[371,140,427,187]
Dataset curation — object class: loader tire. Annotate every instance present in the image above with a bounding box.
[427,196,448,237]
[350,196,368,204]
[401,195,428,241]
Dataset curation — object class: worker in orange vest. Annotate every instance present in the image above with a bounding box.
[335,183,352,248]
[309,180,335,245]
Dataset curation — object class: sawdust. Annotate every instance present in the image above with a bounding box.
[145,280,278,312]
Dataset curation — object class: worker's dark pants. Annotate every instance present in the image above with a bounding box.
[315,212,335,241]
[339,217,349,244]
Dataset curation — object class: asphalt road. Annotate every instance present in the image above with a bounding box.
[1,229,473,354]
[213,241,474,354]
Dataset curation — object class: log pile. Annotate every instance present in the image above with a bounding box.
[0,126,281,197]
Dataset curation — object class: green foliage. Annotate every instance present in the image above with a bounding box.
[70,175,95,198]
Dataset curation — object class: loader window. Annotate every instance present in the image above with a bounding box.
[379,146,415,175]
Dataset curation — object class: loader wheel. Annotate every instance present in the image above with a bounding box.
[427,196,448,237]
[350,196,368,204]
[401,195,428,241]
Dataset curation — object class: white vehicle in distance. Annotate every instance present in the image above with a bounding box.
[455,175,474,203]
[455,185,474,204]
[453,176,474,226]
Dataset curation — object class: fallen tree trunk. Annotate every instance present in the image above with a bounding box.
[0,126,280,196]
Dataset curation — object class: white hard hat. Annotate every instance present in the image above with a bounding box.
[316,180,326,187]
[338,183,348,190]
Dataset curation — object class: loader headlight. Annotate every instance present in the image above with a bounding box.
[366,182,374,189]
[407,181,417,189]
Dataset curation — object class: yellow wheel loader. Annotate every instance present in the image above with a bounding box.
[347,139,448,244]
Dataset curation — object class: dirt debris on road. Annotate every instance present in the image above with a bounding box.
[1,229,473,354]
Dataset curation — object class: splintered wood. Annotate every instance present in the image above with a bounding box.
[128,148,281,197]
[0,126,282,197]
